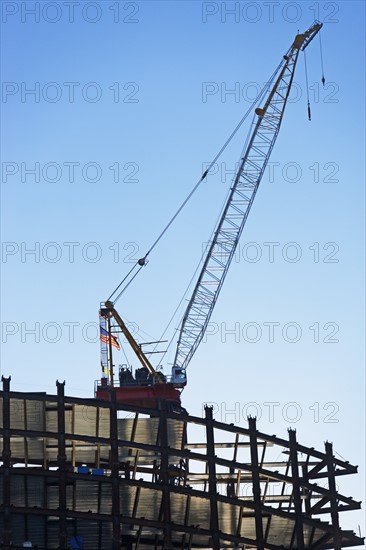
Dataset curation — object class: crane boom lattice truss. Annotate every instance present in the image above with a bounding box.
[174,22,322,371]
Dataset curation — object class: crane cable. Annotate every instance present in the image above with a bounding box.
[141,111,254,262]
[145,110,260,363]
[109,264,144,304]
[303,49,311,121]
[107,262,139,302]
[145,247,206,363]
[142,55,287,260]
[108,54,288,305]
[120,341,132,370]
[319,28,326,86]
[303,26,326,122]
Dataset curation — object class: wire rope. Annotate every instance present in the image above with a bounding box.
[108,56,287,304]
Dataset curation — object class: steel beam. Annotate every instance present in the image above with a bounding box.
[205,406,221,550]
[56,380,68,550]
[1,376,12,549]
[325,441,342,550]
[288,429,305,550]
[110,388,121,550]
[159,400,173,549]
[248,416,265,550]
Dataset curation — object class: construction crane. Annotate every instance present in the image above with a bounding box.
[95,21,323,411]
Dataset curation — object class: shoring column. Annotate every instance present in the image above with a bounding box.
[248,416,265,550]
[205,405,220,550]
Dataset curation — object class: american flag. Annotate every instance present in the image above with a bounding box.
[100,325,121,350]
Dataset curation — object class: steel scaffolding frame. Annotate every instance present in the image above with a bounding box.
[0,378,363,549]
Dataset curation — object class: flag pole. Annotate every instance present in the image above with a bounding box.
[107,312,115,388]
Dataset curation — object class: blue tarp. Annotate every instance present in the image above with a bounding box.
[70,535,84,549]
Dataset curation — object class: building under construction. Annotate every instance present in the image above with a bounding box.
[0,378,363,549]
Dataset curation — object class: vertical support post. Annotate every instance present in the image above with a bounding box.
[302,461,311,516]
[44,474,48,548]
[57,380,68,550]
[24,473,29,540]
[97,473,102,547]
[248,416,264,550]
[1,376,12,549]
[325,441,342,550]
[205,406,220,550]
[110,390,121,549]
[159,401,172,549]
[288,429,305,550]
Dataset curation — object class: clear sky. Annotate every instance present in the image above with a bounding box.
[1,0,365,540]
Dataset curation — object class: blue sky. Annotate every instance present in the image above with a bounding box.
[1,0,365,538]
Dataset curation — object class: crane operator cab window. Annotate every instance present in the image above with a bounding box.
[171,366,187,387]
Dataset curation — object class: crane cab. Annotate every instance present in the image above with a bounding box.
[171,366,187,388]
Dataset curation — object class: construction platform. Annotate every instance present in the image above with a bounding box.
[0,378,363,549]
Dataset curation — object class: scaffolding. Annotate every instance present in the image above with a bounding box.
[0,378,363,549]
